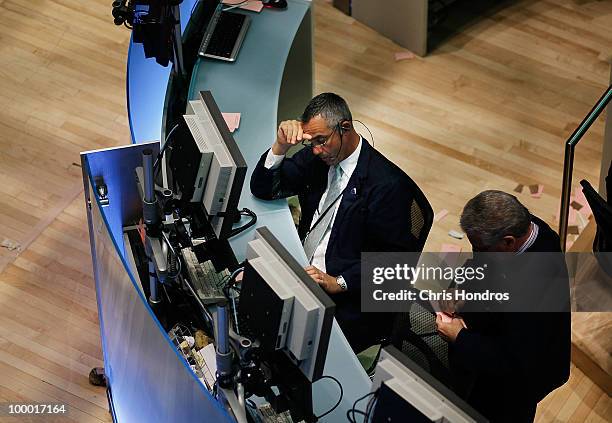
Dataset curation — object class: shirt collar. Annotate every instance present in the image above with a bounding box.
[337,136,362,178]
[516,222,539,254]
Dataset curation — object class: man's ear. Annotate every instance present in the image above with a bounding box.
[501,235,517,250]
[339,120,352,136]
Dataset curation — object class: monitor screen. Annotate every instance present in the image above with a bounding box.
[371,383,431,423]
[239,226,335,383]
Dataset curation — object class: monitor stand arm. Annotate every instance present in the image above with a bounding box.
[215,303,250,422]
[136,149,170,304]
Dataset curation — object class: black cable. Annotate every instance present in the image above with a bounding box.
[229,286,241,334]
[346,390,376,423]
[328,124,343,164]
[220,266,243,292]
[336,127,344,162]
[227,267,244,286]
[216,274,231,289]
[314,375,343,420]
[227,208,257,238]
[220,266,244,332]
[153,123,180,175]
[352,119,374,148]
[364,390,378,421]
[162,231,182,278]
[347,409,367,423]
[227,262,246,289]
[162,283,171,304]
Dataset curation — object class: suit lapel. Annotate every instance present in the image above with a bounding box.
[328,140,372,249]
[301,158,330,238]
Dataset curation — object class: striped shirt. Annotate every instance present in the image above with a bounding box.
[516,222,539,254]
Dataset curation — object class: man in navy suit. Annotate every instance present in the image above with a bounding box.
[436,191,571,422]
[250,93,431,352]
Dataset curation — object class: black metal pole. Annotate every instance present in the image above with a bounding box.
[559,85,612,250]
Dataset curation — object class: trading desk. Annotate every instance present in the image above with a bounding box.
[83,1,370,422]
[187,0,314,263]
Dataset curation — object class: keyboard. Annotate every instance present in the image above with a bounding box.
[181,248,229,304]
[248,403,294,423]
[199,10,251,62]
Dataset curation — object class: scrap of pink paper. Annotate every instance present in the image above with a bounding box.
[555,195,584,225]
[222,0,263,12]
[239,1,263,12]
[440,243,462,266]
[222,113,240,127]
[441,243,461,253]
[434,209,449,222]
[554,208,576,225]
[530,184,544,198]
[394,51,416,61]
[575,189,592,217]
[569,208,578,225]
[222,112,241,132]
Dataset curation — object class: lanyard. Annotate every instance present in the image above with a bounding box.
[303,186,349,240]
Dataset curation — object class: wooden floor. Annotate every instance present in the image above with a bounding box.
[313,0,610,252]
[0,0,131,421]
[0,0,610,421]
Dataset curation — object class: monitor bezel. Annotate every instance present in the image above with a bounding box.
[199,90,247,240]
[379,345,489,423]
[255,226,336,382]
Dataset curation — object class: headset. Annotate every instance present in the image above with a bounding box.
[330,120,352,162]
[337,120,351,137]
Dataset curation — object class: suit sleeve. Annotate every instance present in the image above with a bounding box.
[250,148,313,200]
[452,313,547,382]
[340,178,419,292]
[367,177,420,251]
[451,327,516,377]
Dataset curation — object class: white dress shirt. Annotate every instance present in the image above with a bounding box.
[264,138,363,273]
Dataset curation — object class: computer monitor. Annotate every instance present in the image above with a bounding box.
[168,90,246,240]
[370,346,488,423]
[240,257,295,350]
[239,226,336,383]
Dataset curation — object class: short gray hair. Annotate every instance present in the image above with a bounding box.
[300,92,352,129]
[460,190,531,248]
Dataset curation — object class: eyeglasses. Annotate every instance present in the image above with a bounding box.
[301,127,336,149]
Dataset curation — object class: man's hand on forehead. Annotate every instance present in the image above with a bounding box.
[278,120,312,146]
